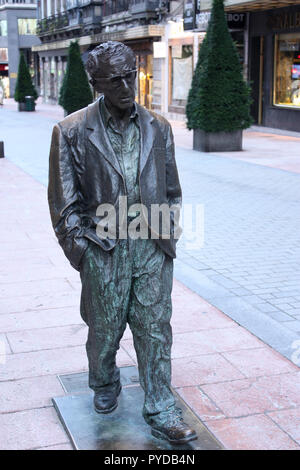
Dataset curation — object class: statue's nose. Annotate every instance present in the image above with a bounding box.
[121,78,130,89]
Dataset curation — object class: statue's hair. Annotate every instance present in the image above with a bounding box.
[86,41,136,85]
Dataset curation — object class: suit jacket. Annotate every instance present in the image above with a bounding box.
[48,98,182,271]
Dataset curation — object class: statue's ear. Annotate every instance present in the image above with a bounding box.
[92,79,105,95]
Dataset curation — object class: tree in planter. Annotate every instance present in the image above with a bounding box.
[59,41,93,115]
[14,52,38,110]
[186,0,252,151]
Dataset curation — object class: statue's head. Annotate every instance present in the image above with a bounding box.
[87,41,137,111]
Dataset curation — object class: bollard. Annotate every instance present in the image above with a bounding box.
[0,141,4,158]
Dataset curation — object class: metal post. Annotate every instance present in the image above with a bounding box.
[0,141,4,158]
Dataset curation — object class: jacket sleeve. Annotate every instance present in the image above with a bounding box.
[165,123,182,240]
[48,123,88,271]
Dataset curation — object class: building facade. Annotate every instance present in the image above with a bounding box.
[0,0,41,98]
[33,0,300,131]
[198,0,300,132]
[33,0,177,107]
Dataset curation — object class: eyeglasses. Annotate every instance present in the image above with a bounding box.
[94,69,137,88]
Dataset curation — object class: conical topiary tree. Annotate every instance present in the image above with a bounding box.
[59,41,93,115]
[58,69,67,109]
[14,52,38,103]
[186,0,252,136]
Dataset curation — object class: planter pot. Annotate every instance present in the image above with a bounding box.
[18,102,26,112]
[193,129,243,152]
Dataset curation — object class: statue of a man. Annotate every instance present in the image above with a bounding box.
[48,41,197,445]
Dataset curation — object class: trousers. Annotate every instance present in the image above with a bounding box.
[79,237,177,424]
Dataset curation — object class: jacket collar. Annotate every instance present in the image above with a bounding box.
[100,96,138,129]
[86,98,154,177]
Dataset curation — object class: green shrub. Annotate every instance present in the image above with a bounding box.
[59,41,93,115]
[14,52,38,103]
[186,0,252,133]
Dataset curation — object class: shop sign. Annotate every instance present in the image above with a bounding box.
[172,45,182,59]
[153,41,167,58]
[183,0,195,31]
[195,11,246,32]
[268,11,300,31]
[227,13,246,29]
[196,11,210,32]
[279,39,300,52]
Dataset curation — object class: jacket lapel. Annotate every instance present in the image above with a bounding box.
[86,99,155,178]
[86,98,123,177]
[137,103,155,176]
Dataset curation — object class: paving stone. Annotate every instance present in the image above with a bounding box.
[176,387,225,422]
[0,346,133,382]
[206,415,300,450]
[256,303,282,314]
[0,278,74,299]
[171,354,244,387]
[271,297,294,308]
[201,372,300,417]
[207,274,241,289]
[171,295,234,334]
[257,294,275,300]
[7,324,89,353]
[171,327,262,359]
[0,346,88,381]
[0,291,80,315]
[0,407,69,450]
[267,408,300,445]
[286,309,300,316]
[282,320,300,333]
[267,311,295,322]
[0,334,12,355]
[222,347,299,378]
[0,375,65,413]
[0,307,83,333]
[238,295,266,305]
[229,288,252,296]
[37,443,73,450]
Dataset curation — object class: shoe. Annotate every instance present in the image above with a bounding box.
[151,418,197,445]
[94,382,122,414]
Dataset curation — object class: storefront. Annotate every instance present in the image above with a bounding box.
[166,7,248,117]
[165,20,203,115]
[36,36,157,110]
[169,37,194,114]
[249,5,300,131]
[124,39,154,110]
[0,47,9,97]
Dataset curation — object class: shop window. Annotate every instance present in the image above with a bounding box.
[171,45,193,104]
[0,48,8,62]
[0,20,7,36]
[274,33,300,108]
[18,18,37,35]
[136,54,153,110]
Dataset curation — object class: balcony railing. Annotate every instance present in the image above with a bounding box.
[102,0,129,16]
[66,0,93,10]
[37,0,163,35]
[102,0,160,17]
[37,13,69,34]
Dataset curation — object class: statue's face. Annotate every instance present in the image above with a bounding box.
[93,52,137,111]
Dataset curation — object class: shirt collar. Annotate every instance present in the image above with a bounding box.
[100,95,138,129]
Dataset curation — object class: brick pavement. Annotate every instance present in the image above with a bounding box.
[1,99,300,449]
[0,154,300,450]
[175,146,300,361]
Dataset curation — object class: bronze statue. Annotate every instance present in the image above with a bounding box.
[48,41,197,445]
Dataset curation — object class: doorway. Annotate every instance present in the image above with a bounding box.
[135,53,153,110]
[250,36,264,124]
